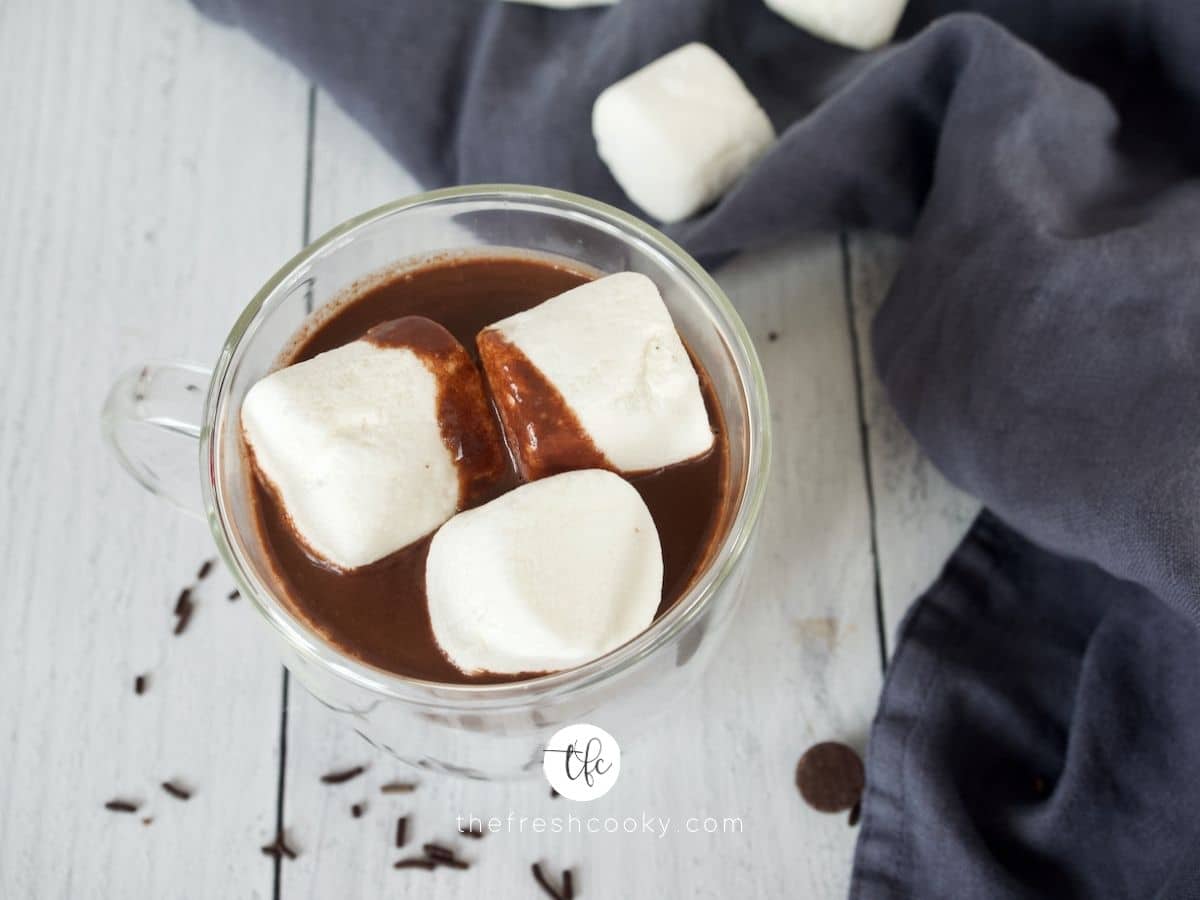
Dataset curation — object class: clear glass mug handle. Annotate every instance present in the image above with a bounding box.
[101,361,213,519]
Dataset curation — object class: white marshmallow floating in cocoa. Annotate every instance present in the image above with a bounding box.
[426,469,663,676]
[241,317,506,571]
[763,0,908,50]
[477,272,714,480]
[592,42,775,223]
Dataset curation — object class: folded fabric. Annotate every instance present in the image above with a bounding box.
[190,0,1200,895]
[858,514,1200,899]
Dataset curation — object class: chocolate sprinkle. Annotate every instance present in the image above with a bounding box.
[161,781,192,801]
[380,780,417,794]
[768,330,780,342]
[422,843,455,862]
[260,833,298,860]
[173,600,193,636]
[104,800,139,814]
[395,816,408,848]
[134,674,147,695]
[848,801,862,827]
[795,741,866,814]
[173,588,191,616]
[185,384,201,393]
[564,869,575,900]
[196,559,215,580]
[351,803,364,818]
[394,857,437,871]
[532,862,564,900]
[227,589,240,601]
[420,843,469,869]
[459,823,485,839]
[142,817,154,826]
[320,765,365,785]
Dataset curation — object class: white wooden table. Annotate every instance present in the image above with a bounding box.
[0,1,979,896]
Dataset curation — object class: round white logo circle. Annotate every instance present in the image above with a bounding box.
[542,723,621,801]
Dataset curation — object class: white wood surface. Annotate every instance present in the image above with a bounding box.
[1,2,971,897]
[844,234,978,651]
[0,1,309,898]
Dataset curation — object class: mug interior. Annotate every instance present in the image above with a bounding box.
[201,186,770,705]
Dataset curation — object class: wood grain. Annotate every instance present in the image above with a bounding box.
[0,0,309,896]
[844,232,979,654]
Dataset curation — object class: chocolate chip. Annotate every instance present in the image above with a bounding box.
[795,741,865,813]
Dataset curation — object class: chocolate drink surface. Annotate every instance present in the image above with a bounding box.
[247,254,731,684]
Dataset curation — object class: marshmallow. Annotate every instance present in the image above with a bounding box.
[764,0,907,50]
[426,469,662,675]
[592,43,775,223]
[477,272,714,478]
[241,318,505,570]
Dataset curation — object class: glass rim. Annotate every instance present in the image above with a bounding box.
[200,184,771,708]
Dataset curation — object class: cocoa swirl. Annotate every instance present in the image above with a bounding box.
[364,317,507,508]
[476,330,611,481]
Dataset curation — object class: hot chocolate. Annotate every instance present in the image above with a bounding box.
[245,254,731,685]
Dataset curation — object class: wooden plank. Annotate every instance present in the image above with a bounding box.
[844,232,979,654]
[0,0,309,895]
[305,92,425,240]
[280,102,881,898]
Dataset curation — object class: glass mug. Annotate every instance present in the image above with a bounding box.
[102,185,770,780]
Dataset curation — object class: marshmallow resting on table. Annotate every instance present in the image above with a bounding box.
[241,318,505,571]
[426,469,663,676]
[764,0,908,50]
[477,272,714,479]
[592,42,775,223]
